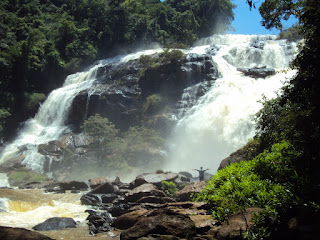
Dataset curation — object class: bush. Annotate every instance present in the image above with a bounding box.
[196,141,302,237]
[161,180,177,196]
[25,92,46,110]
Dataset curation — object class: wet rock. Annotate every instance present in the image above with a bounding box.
[32,217,77,231]
[237,66,276,78]
[44,181,88,193]
[80,193,118,206]
[85,209,113,235]
[0,226,54,240]
[120,208,196,240]
[60,180,89,191]
[176,181,207,202]
[135,196,176,204]
[250,40,266,49]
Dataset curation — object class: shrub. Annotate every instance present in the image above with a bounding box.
[161,180,177,196]
[25,93,46,110]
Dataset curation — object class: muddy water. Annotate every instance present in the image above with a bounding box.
[0,188,120,240]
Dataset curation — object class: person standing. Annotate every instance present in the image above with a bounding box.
[194,167,209,181]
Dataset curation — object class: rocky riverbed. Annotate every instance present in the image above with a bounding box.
[0,170,261,240]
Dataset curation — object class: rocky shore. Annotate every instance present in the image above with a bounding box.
[0,171,260,240]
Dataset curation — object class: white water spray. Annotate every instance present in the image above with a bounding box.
[166,34,297,173]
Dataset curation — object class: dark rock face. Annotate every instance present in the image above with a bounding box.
[237,66,276,78]
[32,217,77,231]
[120,209,196,240]
[67,52,220,132]
[85,209,113,235]
[0,226,54,240]
[130,172,179,189]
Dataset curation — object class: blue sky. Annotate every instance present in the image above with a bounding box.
[230,1,279,35]
[230,1,297,35]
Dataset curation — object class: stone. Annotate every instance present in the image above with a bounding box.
[176,181,207,202]
[85,209,113,235]
[0,226,54,240]
[190,215,217,234]
[0,155,26,171]
[216,207,262,239]
[89,182,116,194]
[32,217,77,231]
[237,66,276,78]
[123,184,167,203]
[89,177,112,189]
[131,173,179,189]
[80,193,118,206]
[113,209,149,230]
[120,208,196,240]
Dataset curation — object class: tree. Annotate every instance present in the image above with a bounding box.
[82,114,119,158]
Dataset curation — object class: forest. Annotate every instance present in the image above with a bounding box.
[0,0,234,138]
[1,0,320,238]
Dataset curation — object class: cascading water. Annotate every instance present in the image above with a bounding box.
[0,49,162,173]
[166,34,297,173]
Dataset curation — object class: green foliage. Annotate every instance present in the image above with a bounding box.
[161,180,178,196]
[82,114,119,141]
[143,94,165,116]
[82,114,119,159]
[25,92,45,110]
[196,141,301,236]
[8,170,49,186]
[278,24,303,41]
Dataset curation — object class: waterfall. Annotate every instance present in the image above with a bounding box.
[0,49,162,172]
[166,34,297,173]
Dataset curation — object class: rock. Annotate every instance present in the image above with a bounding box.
[0,155,26,171]
[123,184,167,203]
[80,193,118,206]
[237,66,276,78]
[216,207,262,239]
[113,209,149,230]
[89,182,116,194]
[135,196,176,204]
[0,226,54,240]
[85,209,113,235]
[89,177,112,189]
[250,40,265,49]
[120,208,196,240]
[176,181,207,202]
[44,181,89,193]
[60,181,89,191]
[178,171,193,179]
[32,217,77,231]
[131,173,179,189]
[190,215,218,234]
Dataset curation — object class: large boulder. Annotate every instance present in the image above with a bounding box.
[85,209,113,235]
[0,226,54,240]
[176,181,207,202]
[237,66,276,78]
[120,208,196,240]
[122,183,167,203]
[130,172,179,189]
[32,217,77,231]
